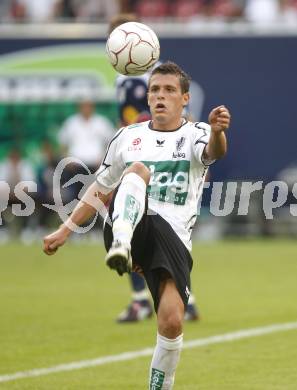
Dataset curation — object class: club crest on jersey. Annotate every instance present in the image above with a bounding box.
[128,138,142,151]
[173,136,186,158]
[156,139,165,147]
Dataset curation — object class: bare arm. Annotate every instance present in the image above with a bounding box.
[43,182,111,255]
[203,105,231,161]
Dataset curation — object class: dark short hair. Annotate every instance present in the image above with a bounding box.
[150,61,191,94]
[108,13,137,35]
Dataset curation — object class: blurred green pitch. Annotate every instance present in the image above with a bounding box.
[0,240,297,389]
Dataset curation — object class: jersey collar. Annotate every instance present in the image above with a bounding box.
[148,118,188,133]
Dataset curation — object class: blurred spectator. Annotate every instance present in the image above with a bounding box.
[119,0,139,13]
[280,0,297,22]
[0,148,36,238]
[12,0,60,22]
[58,100,114,199]
[0,148,35,199]
[36,142,59,204]
[35,141,61,230]
[59,100,114,172]
[244,0,281,23]
[0,0,12,22]
[136,0,169,19]
[125,0,244,21]
[204,0,244,18]
[55,0,76,19]
[61,0,119,21]
[172,0,203,20]
[3,0,296,22]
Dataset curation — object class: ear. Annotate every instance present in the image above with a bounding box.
[182,92,190,107]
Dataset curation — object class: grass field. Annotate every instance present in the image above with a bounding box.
[0,239,296,389]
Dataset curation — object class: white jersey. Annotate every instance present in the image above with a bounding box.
[96,119,214,251]
[58,114,114,166]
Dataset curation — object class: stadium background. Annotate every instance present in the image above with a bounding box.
[1,32,297,182]
[0,3,297,388]
[1,25,297,237]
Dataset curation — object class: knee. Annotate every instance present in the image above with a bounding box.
[127,162,150,185]
[159,310,183,339]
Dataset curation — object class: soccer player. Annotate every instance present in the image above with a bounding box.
[43,62,230,388]
[110,14,201,323]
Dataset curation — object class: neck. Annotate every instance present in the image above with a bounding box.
[151,118,184,131]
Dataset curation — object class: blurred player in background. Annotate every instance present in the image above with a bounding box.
[109,14,200,323]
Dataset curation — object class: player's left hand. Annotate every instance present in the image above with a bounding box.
[209,105,231,133]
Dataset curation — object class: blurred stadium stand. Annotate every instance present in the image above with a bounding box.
[0,1,296,23]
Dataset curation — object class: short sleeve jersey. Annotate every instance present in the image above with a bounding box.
[96,119,213,251]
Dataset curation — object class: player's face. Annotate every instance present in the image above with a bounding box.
[147,74,189,130]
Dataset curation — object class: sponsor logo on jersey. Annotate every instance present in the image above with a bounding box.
[156,139,165,147]
[128,137,142,151]
[172,136,186,158]
[172,151,186,158]
[149,160,190,205]
[126,160,190,205]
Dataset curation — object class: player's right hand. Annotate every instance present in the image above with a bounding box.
[209,105,231,133]
[43,227,69,255]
